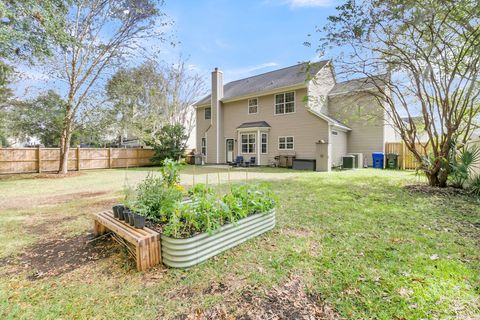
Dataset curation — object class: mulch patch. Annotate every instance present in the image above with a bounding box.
[405,184,472,198]
[1,233,118,280]
[174,276,339,320]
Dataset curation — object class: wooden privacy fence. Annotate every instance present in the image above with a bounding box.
[0,147,155,174]
[385,142,427,170]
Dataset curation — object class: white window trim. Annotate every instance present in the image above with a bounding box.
[261,132,268,154]
[274,91,296,116]
[240,132,256,154]
[278,136,294,150]
[248,97,258,115]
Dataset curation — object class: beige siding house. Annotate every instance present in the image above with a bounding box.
[194,61,398,170]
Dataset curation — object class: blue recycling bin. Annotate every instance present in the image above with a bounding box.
[372,152,384,169]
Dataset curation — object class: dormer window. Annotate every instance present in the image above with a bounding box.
[274,92,295,115]
[248,98,258,114]
[205,107,211,119]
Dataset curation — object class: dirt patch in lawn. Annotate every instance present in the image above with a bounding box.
[34,172,86,179]
[1,233,118,279]
[0,190,110,210]
[25,215,78,236]
[282,227,313,238]
[175,276,339,319]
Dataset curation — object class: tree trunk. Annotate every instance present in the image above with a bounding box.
[59,119,72,174]
[425,165,449,187]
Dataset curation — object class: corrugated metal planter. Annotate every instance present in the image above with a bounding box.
[161,209,276,268]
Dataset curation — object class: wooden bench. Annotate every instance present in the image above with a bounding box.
[93,210,161,271]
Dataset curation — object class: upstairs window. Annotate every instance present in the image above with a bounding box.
[205,107,211,120]
[248,98,258,114]
[278,136,294,150]
[275,92,295,115]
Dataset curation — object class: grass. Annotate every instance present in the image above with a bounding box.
[0,167,479,319]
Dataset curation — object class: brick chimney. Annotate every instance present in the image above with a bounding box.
[211,67,223,163]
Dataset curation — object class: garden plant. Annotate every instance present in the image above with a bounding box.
[122,159,277,238]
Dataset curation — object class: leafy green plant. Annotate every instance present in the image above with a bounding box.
[228,183,277,216]
[188,183,215,196]
[449,145,480,188]
[134,173,184,222]
[160,158,183,187]
[469,175,480,198]
[162,183,277,238]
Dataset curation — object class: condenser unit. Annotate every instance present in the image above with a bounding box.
[347,153,364,168]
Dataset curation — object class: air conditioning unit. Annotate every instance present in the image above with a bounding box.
[342,155,355,169]
[347,153,364,168]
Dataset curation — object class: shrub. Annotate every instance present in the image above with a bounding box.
[449,145,480,188]
[150,124,187,164]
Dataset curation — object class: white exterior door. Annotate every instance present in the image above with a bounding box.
[226,139,234,163]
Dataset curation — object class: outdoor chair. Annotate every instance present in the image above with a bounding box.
[248,157,257,167]
[232,156,244,167]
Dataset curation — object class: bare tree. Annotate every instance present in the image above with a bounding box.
[316,0,480,187]
[106,59,206,145]
[157,59,206,143]
[53,0,170,174]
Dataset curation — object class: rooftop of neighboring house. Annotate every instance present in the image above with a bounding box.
[327,74,389,96]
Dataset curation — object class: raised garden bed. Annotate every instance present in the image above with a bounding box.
[161,209,276,268]
[113,160,278,269]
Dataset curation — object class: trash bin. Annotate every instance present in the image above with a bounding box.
[372,152,384,169]
[386,153,399,169]
[194,154,203,165]
[342,155,355,169]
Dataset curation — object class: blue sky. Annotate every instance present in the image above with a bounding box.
[14,0,341,97]
[162,0,340,83]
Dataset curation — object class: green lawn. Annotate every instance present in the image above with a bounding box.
[0,167,479,319]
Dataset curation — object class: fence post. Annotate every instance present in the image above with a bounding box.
[37,146,42,173]
[401,141,406,170]
[77,147,81,171]
[108,148,112,169]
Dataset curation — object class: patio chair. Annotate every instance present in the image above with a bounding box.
[232,156,244,167]
[248,157,257,167]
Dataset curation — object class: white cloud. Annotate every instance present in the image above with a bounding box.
[263,0,335,8]
[215,39,233,49]
[288,0,334,7]
[224,62,279,82]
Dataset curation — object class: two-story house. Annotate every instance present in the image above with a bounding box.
[194,61,398,171]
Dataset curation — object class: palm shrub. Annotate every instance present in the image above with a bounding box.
[449,145,480,188]
[469,175,480,198]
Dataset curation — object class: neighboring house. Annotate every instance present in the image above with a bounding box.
[194,61,399,171]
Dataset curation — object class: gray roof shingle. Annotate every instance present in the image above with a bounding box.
[237,121,271,129]
[195,61,330,105]
[328,74,389,96]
